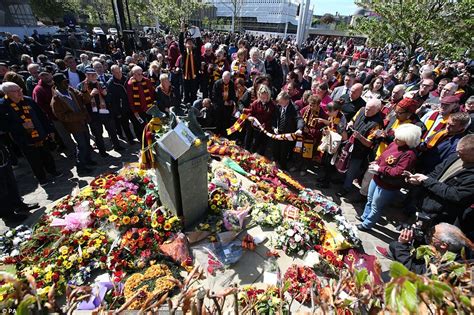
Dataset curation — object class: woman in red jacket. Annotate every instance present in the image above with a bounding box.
[244,84,276,155]
[357,123,422,231]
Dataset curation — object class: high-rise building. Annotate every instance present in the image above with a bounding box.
[205,0,311,34]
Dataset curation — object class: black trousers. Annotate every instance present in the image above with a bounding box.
[183,78,198,104]
[114,112,135,142]
[0,159,23,215]
[201,76,212,99]
[89,113,121,153]
[129,112,150,143]
[272,139,293,170]
[22,145,57,182]
[245,127,268,156]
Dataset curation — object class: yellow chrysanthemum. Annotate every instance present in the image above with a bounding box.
[109,215,118,222]
[122,216,131,225]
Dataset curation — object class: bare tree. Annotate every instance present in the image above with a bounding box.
[215,0,245,32]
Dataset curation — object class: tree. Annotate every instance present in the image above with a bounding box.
[30,0,79,24]
[218,0,245,32]
[83,0,115,26]
[352,0,473,65]
[320,13,335,25]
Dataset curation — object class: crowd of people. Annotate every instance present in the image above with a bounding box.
[1,23,473,272]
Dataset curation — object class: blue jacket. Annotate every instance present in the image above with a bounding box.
[0,96,53,148]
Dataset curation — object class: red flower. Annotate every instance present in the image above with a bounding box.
[143,177,150,184]
[157,216,165,224]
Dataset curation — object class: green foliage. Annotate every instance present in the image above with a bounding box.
[354,268,369,289]
[352,0,474,60]
[30,0,79,23]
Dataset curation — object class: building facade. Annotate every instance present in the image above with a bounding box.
[205,0,309,34]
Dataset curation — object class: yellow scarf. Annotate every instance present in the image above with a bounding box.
[8,97,40,141]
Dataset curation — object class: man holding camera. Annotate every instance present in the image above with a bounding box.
[78,68,123,157]
[376,222,474,274]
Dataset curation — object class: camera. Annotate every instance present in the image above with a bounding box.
[399,212,434,242]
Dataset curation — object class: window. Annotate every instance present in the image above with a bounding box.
[9,4,36,26]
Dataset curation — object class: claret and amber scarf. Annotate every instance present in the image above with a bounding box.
[6,96,40,142]
[131,78,154,111]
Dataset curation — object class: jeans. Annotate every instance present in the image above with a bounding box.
[361,180,399,229]
[343,158,364,191]
[72,131,92,167]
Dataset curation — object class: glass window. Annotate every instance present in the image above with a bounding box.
[9,4,36,26]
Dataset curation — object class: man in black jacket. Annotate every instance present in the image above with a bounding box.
[272,91,304,170]
[106,65,137,145]
[264,48,283,90]
[212,71,236,135]
[407,134,474,227]
[178,22,202,104]
[63,55,86,89]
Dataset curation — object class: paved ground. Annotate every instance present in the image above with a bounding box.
[1,134,407,275]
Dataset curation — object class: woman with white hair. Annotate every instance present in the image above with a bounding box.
[247,47,265,77]
[244,84,276,155]
[155,73,179,114]
[357,123,422,231]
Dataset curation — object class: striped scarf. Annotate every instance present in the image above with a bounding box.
[232,61,247,79]
[226,113,297,141]
[139,117,162,169]
[425,129,448,149]
[424,111,448,139]
[213,60,225,81]
[184,49,196,80]
[7,97,40,142]
[131,78,153,111]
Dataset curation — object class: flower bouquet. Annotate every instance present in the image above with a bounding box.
[251,203,282,227]
[0,225,32,263]
[274,221,312,256]
[239,286,289,314]
[283,264,320,304]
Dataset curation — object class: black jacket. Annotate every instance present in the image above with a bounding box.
[212,79,236,109]
[62,69,86,84]
[178,32,202,79]
[106,76,130,116]
[155,85,180,114]
[420,154,474,224]
[264,58,283,90]
[272,102,304,134]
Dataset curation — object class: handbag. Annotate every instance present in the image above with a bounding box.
[318,129,342,155]
[334,135,354,174]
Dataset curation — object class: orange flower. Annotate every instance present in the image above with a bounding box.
[122,216,131,225]
[163,222,172,231]
[131,216,139,224]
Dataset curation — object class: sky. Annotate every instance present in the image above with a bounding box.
[312,0,358,16]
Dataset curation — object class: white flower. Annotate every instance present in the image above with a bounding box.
[6,231,13,238]
[287,229,295,237]
[10,249,19,257]
[12,237,21,246]
[294,234,302,242]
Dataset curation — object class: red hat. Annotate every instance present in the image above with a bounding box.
[440,95,460,105]
[397,98,419,113]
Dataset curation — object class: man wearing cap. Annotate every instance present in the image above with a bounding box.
[0,82,61,186]
[51,73,96,174]
[421,95,460,140]
[178,21,202,103]
[78,68,123,157]
[417,111,471,173]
